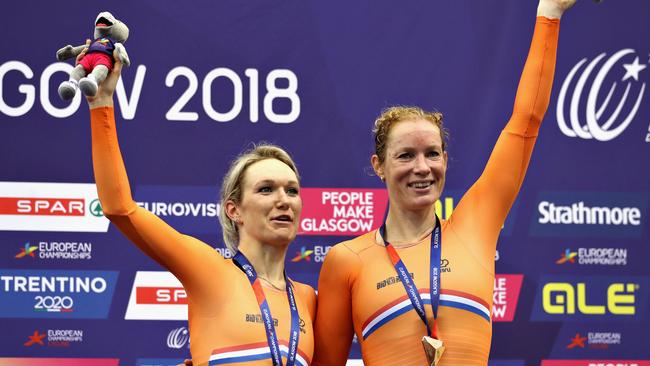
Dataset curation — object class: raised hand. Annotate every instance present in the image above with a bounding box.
[537,0,578,19]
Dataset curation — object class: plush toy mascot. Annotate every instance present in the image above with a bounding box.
[56,11,130,100]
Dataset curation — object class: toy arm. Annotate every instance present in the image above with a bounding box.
[114,43,131,67]
[56,44,88,61]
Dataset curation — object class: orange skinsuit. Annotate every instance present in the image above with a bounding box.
[313,17,560,366]
[90,107,316,366]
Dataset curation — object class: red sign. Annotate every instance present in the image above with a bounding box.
[492,274,524,322]
[299,188,388,236]
[0,198,84,216]
[136,286,188,304]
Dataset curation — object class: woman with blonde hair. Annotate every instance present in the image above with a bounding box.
[314,0,578,365]
[85,46,316,365]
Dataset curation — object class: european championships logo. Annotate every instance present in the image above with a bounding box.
[556,48,647,141]
[556,249,578,264]
[291,246,314,262]
[15,242,38,258]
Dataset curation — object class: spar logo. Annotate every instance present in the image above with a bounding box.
[134,185,220,235]
[492,274,523,322]
[0,182,110,232]
[556,49,648,142]
[530,191,646,238]
[557,248,627,266]
[0,269,117,318]
[125,271,188,320]
[167,326,190,349]
[531,275,649,322]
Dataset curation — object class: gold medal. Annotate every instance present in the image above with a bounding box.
[422,335,445,366]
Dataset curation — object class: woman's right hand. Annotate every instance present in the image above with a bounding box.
[537,0,578,19]
[84,43,124,109]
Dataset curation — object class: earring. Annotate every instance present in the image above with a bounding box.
[380,176,385,182]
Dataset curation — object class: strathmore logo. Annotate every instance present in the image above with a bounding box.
[530,192,646,238]
[492,274,524,322]
[556,48,648,142]
[0,182,110,233]
[125,271,187,321]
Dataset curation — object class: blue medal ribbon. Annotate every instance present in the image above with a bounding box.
[379,215,441,338]
[233,251,300,366]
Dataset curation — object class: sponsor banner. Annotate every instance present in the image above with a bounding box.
[531,276,649,322]
[125,271,187,320]
[556,48,648,142]
[530,192,647,238]
[15,240,93,261]
[0,359,119,366]
[167,326,190,349]
[0,182,110,232]
[23,329,84,348]
[290,244,331,263]
[133,185,220,235]
[136,360,187,366]
[0,269,118,318]
[556,248,627,266]
[298,188,388,236]
[492,274,524,322]
[541,361,650,366]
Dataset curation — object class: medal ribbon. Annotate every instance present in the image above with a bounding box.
[233,251,300,366]
[379,215,441,339]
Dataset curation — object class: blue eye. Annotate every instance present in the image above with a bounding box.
[426,150,441,158]
[397,152,413,160]
[258,186,272,193]
[287,187,299,196]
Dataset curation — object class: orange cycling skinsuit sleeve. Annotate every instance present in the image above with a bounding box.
[313,17,560,366]
[90,107,316,366]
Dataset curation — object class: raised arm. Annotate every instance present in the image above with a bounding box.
[86,50,221,286]
[313,244,357,366]
[451,0,576,262]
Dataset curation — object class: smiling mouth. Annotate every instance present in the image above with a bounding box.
[408,181,434,189]
[271,215,293,223]
[96,17,113,27]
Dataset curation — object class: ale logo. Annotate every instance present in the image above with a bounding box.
[543,282,637,315]
[89,199,103,217]
[556,49,646,141]
[531,276,648,322]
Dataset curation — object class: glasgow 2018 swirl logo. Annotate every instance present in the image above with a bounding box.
[556,49,647,142]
